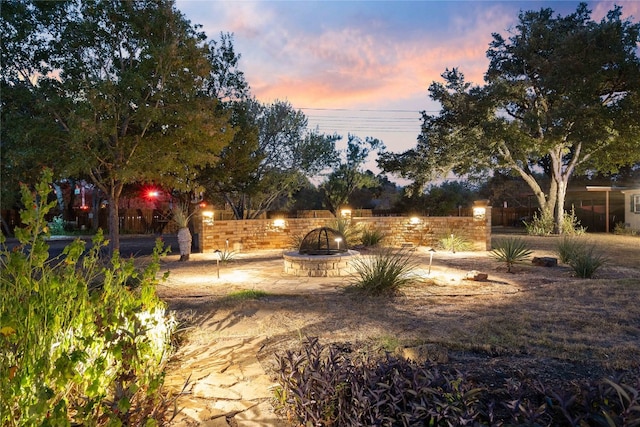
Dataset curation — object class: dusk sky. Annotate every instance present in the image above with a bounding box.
[175,0,640,177]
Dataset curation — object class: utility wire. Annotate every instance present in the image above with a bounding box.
[299,107,424,135]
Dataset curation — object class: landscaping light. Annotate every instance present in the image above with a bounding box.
[410,216,420,225]
[473,200,489,220]
[202,210,214,225]
[340,208,352,218]
[273,218,285,228]
[214,249,221,278]
[473,206,486,219]
[428,248,436,276]
[147,189,160,199]
[335,237,342,250]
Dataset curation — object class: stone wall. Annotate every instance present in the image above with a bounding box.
[195,203,491,252]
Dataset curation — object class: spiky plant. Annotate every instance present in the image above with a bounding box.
[555,236,586,264]
[569,246,606,278]
[490,237,533,273]
[347,247,418,296]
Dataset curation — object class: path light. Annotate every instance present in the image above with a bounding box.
[214,249,221,279]
[428,248,436,276]
[334,237,342,250]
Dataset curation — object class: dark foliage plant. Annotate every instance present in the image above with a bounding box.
[274,337,640,427]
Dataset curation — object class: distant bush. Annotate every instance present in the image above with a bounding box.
[525,211,554,235]
[526,208,585,236]
[359,226,386,247]
[437,233,473,252]
[274,337,640,427]
[614,222,638,236]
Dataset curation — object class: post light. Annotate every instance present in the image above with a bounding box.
[428,248,436,276]
[334,237,342,250]
[202,210,214,225]
[473,199,489,220]
[473,206,486,219]
[214,249,221,279]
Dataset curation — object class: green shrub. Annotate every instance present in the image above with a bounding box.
[437,233,473,253]
[525,211,554,235]
[527,209,586,236]
[0,170,175,426]
[224,289,269,301]
[359,226,386,247]
[274,338,640,426]
[614,222,638,236]
[569,246,607,278]
[490,237,533,273]
[555,236,586,264]
[347,248,418,296]
[561,206,586,235]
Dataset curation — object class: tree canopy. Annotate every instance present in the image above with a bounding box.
[379,3,640,233]
[320,134,383,215]
[201,99,340,219]
[1,0,233,250]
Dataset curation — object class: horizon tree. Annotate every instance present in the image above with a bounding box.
[379,3,640,233]
[201,99,341,219]
[320,134,383,215]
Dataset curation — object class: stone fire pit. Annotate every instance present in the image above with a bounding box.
[283,227,359,277]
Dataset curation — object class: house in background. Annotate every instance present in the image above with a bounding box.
[621,187,640,232]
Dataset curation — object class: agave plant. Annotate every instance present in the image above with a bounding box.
[490,237,532,273]
[348,247,418,296]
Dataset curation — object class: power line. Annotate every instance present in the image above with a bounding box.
[299,107,421,113]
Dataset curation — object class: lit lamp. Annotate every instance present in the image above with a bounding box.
[334,237,342,250]
[214,249,221,278]
[202,210,214,225]
[340,208,352,219]
[428,247,436,276]
[409,216,420,225]
[273,218,285,228]
[473,200,489,220]
[473,206,486,219]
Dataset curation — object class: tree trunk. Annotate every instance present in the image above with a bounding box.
[107,195,119,254]
[554,178,568,234]
[177,226,192,261]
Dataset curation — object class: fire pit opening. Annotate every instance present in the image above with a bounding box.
[299,227,348,255]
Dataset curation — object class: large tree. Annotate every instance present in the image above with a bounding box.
[201,99,340,219]
[320,134,383,215]
[379,3,640,233]
[1,0,232,251]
